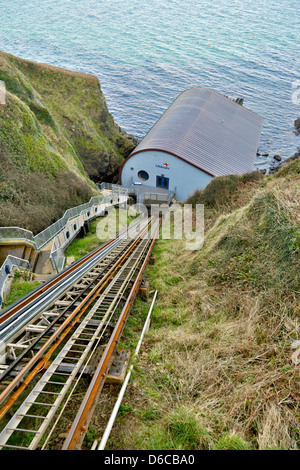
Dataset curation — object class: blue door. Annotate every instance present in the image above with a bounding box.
[156,176,169,190]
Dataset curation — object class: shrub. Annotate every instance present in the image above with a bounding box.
[186,172,263,208]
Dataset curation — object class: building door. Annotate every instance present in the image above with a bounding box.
[156,176,169,190]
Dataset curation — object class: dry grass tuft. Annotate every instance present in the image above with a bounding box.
[100,161,300,451]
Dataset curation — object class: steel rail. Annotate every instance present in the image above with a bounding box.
[0,237,114,326]
[0,215,144,327]
[0,218,153,409]
[0,219,150,379]
[0,237,126,341]
[0,217,148,352]
[62,217,160,450]
[0,236,134,383]
[96,290,158,450]
[0,231,153,449]
[41,240,153,450]
[0,236,147,426]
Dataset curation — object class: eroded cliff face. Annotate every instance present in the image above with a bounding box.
[0,50,137,232]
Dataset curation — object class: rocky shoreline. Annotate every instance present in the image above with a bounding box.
[257,117,300,175]
[268,149,300,174]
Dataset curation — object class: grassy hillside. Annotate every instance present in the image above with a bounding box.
[4,156,299,450]
[95,158,300,451]
[0,50,136,233]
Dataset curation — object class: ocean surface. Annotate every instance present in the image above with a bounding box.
[0,0,299,171]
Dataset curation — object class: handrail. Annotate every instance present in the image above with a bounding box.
[0,187,128,251]
[0,185,129,304]
[0,195,106,250]
[49,191,128,273]
[0,256,31,308]
[0,227,35,245]
[50,198,106,273]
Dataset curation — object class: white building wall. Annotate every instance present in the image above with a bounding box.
[121,150,213,201]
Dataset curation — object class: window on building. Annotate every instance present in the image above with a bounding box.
[138,170,149,181]
[156,176,169,190]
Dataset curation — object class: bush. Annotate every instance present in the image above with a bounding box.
[186,172,262,208]
[0,149,95,233]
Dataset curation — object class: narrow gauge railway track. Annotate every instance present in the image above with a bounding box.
[0,214,145,331]
[0,216,147,380]
[0,215,159,450]
[0,214,148,370]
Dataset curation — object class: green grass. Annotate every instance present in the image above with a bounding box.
[118,404,134,416]
[101,159,300,451]
[64,210,138,262]
[2,270,41,309]
[64,217,105,261]
[135,408,213,450]
[186,172,263,208]
[0,49,136,232]
[213,433,252,450]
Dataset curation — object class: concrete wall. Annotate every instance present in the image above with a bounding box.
[0,243,37,267]
[121,150,213,201]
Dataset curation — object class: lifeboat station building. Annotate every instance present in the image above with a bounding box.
[120,88,264,201]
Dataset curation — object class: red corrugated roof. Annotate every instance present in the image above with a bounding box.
[125,88,264,177]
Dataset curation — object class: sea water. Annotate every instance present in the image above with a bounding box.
[0,0,299,170]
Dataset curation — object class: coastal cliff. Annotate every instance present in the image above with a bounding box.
[0,50,136,232]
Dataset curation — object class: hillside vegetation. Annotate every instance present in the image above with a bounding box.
[0,50,136,233]
[98,158,300,450]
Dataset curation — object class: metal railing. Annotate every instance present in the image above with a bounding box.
[168,189,176,205]
[0,227,35,246]
[98,182,112,190]
[0,256,31,308]
[99,181,175,204]
[0,186,129,301]
[98,183,129,194]
[136,189,175,206]
[0,197,105,251]
[0,189,127,251]
[49,190,128,273]
[50,240,66,275]
[33,195,106,249]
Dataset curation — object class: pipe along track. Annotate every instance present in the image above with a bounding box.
[0,215,159,450]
